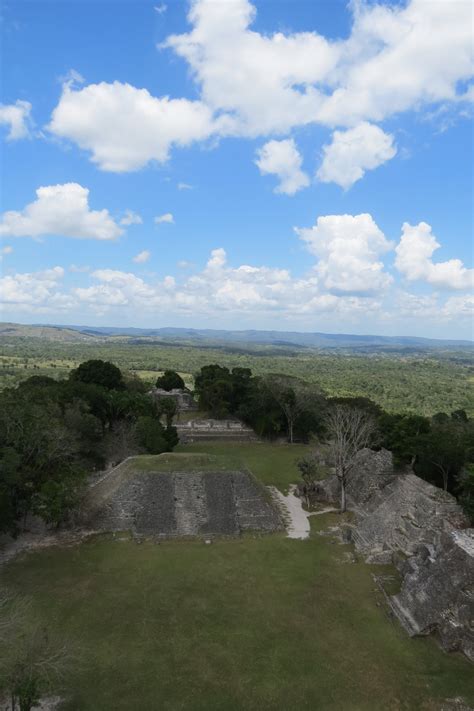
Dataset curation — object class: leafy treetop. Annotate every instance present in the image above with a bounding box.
[155,370,185,391]
[70,360,124,390]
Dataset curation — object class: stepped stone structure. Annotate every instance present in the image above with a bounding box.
[83,464,282,537]
[149,387,198,411]
[390,529,474,661]
[176,418,258,443]
[307,449,473,660]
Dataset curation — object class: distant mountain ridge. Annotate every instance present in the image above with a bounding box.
[1,322,472,349]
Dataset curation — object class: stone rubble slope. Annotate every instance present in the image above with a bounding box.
[307,449,473,661]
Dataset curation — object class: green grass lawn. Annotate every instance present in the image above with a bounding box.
[3,531,473,710]
[2,443,473,710]
[176,441,313,491]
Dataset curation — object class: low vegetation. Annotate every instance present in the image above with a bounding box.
[1,334,473,416]
[1,356,473,535]
[0,360,179,536]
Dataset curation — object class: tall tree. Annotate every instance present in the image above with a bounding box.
[70,360,124,391]
[155,370,185,391]
[326,405,377,512]
[263,375,320,443]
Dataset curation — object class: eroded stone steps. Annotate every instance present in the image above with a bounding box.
[173,472,208,535]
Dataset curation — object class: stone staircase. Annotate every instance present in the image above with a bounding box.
[173,472,208,535]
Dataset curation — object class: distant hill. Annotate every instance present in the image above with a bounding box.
[0,322,99,342]
[1,322,472,350]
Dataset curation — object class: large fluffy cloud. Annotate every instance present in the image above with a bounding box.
[1,228,471,330]
[255,139,309,195]
[46,0,473,184]
[395,221,473,290]
[0,183,123,240]
[295,213,393,294]
[165,0,338,136]
[48,82,217,172]
[0,266,72,312]
[0,100,32,140]
[317,123,396,189]
[317,0,473,126]
[166,0,473,132]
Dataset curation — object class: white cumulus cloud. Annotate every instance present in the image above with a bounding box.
[155,212,174,225]
[317,123,396,189]
[45,0,473,188]
[295,213,393,294]
[166,0,473,133]
[395,221,474,290]
[133,250,151,264]
[120,210,143,226]
[255,139,310,195]
[0,100,32,140]
[0,266,71,311]
[48,81,217,172]
[0,183,123,240]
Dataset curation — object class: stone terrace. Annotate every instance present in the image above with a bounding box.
[177,418,259,443]
[83,466,282,538]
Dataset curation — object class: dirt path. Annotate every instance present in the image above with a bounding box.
[268,485,338,540]
[268,485,311,539]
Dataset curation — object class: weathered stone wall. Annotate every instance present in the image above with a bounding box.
[308,449,469,559]
[177,418,258,443]
[390,530,474,661]
[307,448,473,660]
[83,468,282,537]
[149,388,198,411]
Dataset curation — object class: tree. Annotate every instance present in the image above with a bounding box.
[263,375,321,443]
[31,467,86,528]
[70,360,124,390]
[379,413,430,467]
[0,591,74,711]
[155,370,185,391]
[194,365,233,416]
[417,421,466,491]
[457,464,474,523]
[135,416,169,454]
[157,397,177,427]
[297,452,324,506]
[326,405,377,513]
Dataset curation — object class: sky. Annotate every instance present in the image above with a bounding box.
[0,0,473,339]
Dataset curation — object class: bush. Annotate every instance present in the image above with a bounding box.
[155,370,185,391]
[135,417,169,455]
[70,360,124,390]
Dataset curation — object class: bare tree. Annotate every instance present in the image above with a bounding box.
[0,590,76,711]
[264,375,318,444]
[326,405,377,513]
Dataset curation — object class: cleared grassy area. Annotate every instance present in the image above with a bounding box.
[132,451,238,472]
[3,444,473,709]
[132,370,194,389]
[3,526,473,710]
[176,441,312,491]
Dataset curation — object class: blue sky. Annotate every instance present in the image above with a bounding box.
[0,0,472,338]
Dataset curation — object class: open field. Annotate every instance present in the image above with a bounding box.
[1,335,473,416]
[174,441,315,491]
[2,443,474,710]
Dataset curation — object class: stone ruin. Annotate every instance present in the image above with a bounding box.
[306,449,474,661]
[82,462,282,538]
[149,387,198,411]
[391,529,474,661]
[176,418,258,443]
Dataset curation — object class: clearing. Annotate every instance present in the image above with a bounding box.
[2,442,473,710]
